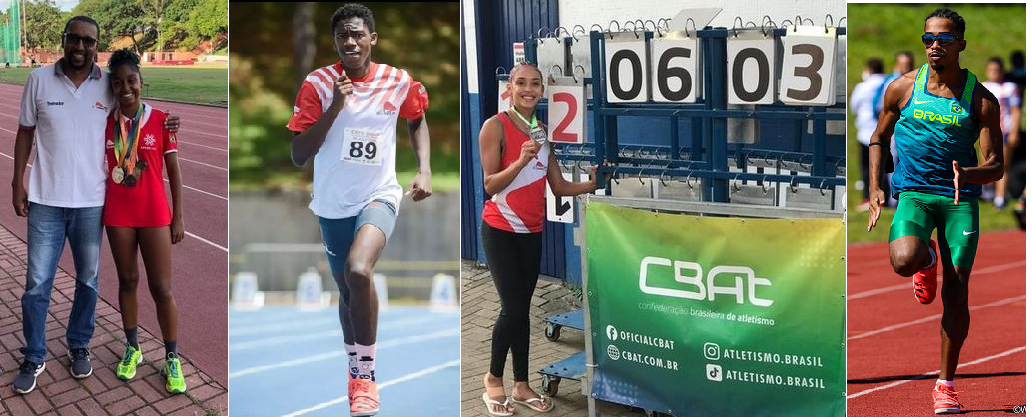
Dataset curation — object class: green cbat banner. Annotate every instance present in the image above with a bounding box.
[586,202,845,416]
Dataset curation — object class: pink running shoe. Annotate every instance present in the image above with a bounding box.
[349,378,380,416]
[933,381,962,414]
[913,240,938,304]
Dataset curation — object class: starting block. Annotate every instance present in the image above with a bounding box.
[296,267,331,311]
[232,271,265,310]
[429,273,458,312]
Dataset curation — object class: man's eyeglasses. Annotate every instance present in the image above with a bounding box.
[921,33,960,47]
[64,33,98,48]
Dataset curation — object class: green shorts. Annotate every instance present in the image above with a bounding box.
[889,191,979,268]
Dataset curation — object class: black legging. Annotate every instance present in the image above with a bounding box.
[481,221,542,382]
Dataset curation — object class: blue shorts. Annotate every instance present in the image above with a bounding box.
[317,199,397,275]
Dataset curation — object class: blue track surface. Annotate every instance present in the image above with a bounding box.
[229,306,460,416]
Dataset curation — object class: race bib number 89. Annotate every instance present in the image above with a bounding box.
[340,128,382,166]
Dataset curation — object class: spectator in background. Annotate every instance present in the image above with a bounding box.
[1004,50,1026,227]
[851,57,886,211]
[1004,50,1025,102]
[982,57,1022,210]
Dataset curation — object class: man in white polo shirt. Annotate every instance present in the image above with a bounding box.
[10,15,179,394]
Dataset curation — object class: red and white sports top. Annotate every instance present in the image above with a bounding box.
[482,112,551,233]
[287,61,429,219]
[103,104,178,227]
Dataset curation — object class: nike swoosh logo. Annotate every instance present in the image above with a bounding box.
[914,100,933,104]
[962,231,977,235]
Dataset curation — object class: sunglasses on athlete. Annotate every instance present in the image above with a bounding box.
[921,33,961,47]
[63,33,98,48]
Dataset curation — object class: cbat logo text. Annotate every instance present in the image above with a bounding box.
[638,257,773,307]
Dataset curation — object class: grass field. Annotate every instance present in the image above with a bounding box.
[0,65,227,106]
[845,4,1025,243]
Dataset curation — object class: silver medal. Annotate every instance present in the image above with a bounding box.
[530,126,547,144]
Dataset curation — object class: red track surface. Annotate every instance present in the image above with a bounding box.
[847,230,1025,415]
[0,82,228,385]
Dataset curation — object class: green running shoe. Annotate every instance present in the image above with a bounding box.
[163,354,187,394]
[115,345,142,380]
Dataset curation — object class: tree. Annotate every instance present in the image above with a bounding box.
[187,0,226,50]
[158,0,198,50]
[70,0,113,49]
[23,0,64,51]
[292,3,314,91]
[141,0,169,52]
[70,0,145,53]
[96,0,145,54]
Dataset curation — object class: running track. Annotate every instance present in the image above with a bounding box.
[847,230,1025,415]
[0,82,228,385]
[228,306,460,416]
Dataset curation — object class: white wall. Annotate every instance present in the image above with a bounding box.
[557,0,846,32]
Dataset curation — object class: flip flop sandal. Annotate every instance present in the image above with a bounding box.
[482,392,514,416]
[513,395,554,412]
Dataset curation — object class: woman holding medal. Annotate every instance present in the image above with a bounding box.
[477,62,606,415]
[102,49,186,394]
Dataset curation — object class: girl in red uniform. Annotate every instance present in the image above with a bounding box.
[103,49,186,394]
[478,63,605,415]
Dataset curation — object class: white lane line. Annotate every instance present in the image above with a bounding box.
[163,178,227,200]
[848,295,1025,340]
[186,231,227,252]
[848,260,1026,300]
[230,315,445,351]
[176,128,227,138]
[227,305,442,327]
[283,358,461,417]
[228,328,458,379]
[0,150,227,201]
[847,346,1026,399]
[228,316,339,337]
[178,157,228,171]
[177,141,228,152]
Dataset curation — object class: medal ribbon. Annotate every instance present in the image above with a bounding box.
[509,108,537,129]
[114,105,144,176]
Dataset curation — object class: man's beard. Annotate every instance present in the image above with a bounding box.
[931,63,944,71]
[64,54,89,70]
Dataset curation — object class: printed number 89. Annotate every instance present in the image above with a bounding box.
[349,141,377,159]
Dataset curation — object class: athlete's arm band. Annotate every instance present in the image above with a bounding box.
[868,142,885,147]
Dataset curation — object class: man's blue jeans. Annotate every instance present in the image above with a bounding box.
[20,203,103,364]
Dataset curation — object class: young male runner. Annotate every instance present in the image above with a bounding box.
[287,4,432,416]
[867,8,1004,414]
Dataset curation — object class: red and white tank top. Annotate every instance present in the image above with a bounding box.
[482,112,550,233]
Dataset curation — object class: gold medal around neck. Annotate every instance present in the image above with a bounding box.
[112,166,125,184]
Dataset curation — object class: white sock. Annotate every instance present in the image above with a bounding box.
[356,343,376,381]
[937,379,954,387]
[995,196,1005,207]
[345,343,358,378]
[925,245,937,270]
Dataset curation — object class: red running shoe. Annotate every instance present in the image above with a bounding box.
[933,382,962,414]
[349,378,380,416]
[913,240,938,304]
